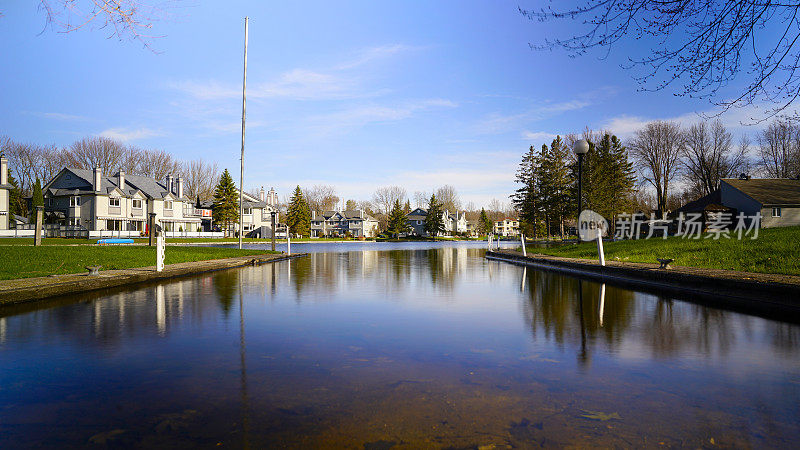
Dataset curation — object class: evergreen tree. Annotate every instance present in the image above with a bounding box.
[424,194,445,236]
[212,169,239,237]
[512,145,539,239]
[387,199,410,238]
[286,185,311,237]
[479,208,492,236]
[403,199,411,215]
[31,178,44,215]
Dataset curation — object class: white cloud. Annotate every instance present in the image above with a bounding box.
[98,127,161,141]
[521,131,558,142]
[303,99,457,136]
[474,99,592,135]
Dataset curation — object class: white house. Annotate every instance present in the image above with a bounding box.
[43,168,201,233]
[310,209,379,238]
[493,218,520,236]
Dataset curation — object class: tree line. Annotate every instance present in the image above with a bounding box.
[514,118,800,238]
[1,135,221,216]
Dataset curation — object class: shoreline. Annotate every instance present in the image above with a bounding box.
[0,253,305,306]
[486,249,800,319]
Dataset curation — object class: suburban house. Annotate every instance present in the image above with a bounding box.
[310,210,379,238]
[0,156,10,230]
[405,208,468,236]
[676,177,800,228]
[493,218,520,236]
[235,187,277,237]
[43,168,201,233]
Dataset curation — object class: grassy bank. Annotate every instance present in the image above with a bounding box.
[0,246,276,280]
[526,226,800,276]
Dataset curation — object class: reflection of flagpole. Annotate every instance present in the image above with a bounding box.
[520,266,527,291]
[239,278,250,448]
[598,283,606,327]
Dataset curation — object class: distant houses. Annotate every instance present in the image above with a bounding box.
[310,210,379,238]
[493,218,520,236]
[405,208,467,237]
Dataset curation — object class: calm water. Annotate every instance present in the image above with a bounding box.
[1,243,799,448]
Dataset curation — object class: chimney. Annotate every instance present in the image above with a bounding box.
[165,174,173,193]
[0,156,7,186]
[259,186,265,202]
[118,171,125,190]
[93,167,102,191]
[176,177,184,198]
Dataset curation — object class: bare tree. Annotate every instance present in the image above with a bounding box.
[304,185,339,213]
[372,186,407,216]
[67,136,135,174]
[37,0,174,50]
[523,1,800,121]
[413,191,429,209]
[345,199,358,211]
[1,138,68,194]
[681,120,747,197]
[630,121,683,217]
[180,159,220,202]
[435,185,461,212]
[758,120,800,178]
[133,148,180,179]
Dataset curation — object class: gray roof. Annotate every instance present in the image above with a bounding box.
[49,168,186,200]
[723,178,800,206]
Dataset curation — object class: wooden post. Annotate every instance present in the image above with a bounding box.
[33,206,44,246]
[596,232,605,266]
[520,233,526,257]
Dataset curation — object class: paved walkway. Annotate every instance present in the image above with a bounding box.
[0,253,303,306]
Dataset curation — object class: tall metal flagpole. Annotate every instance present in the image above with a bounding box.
[239,17,248,250]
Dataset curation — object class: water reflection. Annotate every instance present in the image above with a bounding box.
[0,247,798,448]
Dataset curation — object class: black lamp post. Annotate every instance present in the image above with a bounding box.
[573,139,589,237]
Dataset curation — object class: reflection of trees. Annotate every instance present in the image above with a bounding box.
[646,299,738,358]
[214,271,239,316]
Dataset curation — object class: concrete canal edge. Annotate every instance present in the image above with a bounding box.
[486,250,800,316]
[0,253,307,306]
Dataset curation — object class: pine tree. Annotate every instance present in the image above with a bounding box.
[31,178,44,215]
[7,175,24,218]
[424,194,445,236]
[512,145,539,239]
[403,199,411,215]
[479,208,492,236]
[212,169,239,237]
[387,199,410,238]
[286,185,311,237]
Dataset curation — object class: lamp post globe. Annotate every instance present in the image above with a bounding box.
[573,139,589,239]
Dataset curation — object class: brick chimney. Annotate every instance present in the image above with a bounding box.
[118,171,125,190]
[176,177,184,198]
[0,156,7,186]
[93,167,102,191]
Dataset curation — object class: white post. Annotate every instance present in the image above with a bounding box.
[487,233,492,250]
[156,231,165,272]
[520,233,526,257]
[287,231,291,256]
[596,232,605,266]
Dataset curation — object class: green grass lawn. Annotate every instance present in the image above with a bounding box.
[526,226,800,276]
[0,246,277,280]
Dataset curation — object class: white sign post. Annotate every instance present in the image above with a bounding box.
[156,231,165,272]
[520,233,526,256]
[578,209,608,267]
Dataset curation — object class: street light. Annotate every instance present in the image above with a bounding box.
[573,139,589,238]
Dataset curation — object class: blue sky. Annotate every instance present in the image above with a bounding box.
[0,1,765,207]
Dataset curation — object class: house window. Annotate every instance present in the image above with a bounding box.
[164,200,173,210]
[243,208,252,215]
[772,207,782,217]
[47,198,53,206]
[70,196,80,207]
[132,199,142,209]
[109,197,120,207]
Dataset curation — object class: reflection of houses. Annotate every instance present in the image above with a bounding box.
[675,177,800,228]
[0,156,10,230]
[43,168,200,233]
[310,210,378,238]
[493,218,519,236]
[405,208,467,236]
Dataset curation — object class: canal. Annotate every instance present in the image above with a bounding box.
[1,242,798,448]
